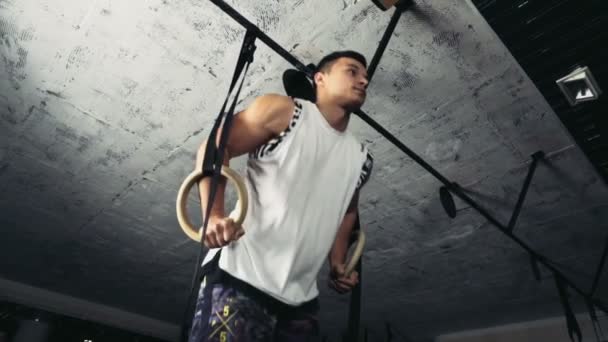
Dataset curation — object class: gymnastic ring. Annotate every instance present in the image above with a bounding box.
[344,230,366,277]
[176,167,248,242]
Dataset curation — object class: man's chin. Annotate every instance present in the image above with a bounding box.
[346,98,365,111]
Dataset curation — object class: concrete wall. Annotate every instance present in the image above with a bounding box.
[0,277,179,341]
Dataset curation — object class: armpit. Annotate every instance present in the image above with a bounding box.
[356,149,374,190]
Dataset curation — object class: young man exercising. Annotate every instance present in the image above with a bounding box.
[189,51,374,342]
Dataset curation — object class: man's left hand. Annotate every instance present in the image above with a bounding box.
[328,263,359,294]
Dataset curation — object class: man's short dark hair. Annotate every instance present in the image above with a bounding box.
[311,51,367,99]
[315,50,367,74]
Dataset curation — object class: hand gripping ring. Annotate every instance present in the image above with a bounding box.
[176,167,248,242]
[177,167,363,274]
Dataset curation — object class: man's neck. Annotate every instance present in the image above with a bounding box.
[315,98,351,132]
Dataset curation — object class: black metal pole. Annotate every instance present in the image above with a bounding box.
[209,0,314,76]
[345,4,409,340]
[366,0,412,80]
[507,151,544,232]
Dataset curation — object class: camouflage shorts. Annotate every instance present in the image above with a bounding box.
[188,276,320,342]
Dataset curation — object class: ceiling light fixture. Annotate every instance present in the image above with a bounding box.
[556,66,602,106]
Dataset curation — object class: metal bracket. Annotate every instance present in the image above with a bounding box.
[508,151,545,233]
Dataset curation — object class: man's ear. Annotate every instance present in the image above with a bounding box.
[314,72,324,88]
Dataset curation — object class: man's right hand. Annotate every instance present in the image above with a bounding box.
[202,216,245,248]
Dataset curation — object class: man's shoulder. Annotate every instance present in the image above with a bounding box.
[249,94,300,135]
[252,94,295,114]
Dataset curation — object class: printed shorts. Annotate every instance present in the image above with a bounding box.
[188,277,320,342]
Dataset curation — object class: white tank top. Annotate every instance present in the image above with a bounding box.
[203,98,373,305]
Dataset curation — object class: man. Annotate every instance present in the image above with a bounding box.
[189,51,374,341]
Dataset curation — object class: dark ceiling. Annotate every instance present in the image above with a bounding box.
[471,0,608,184]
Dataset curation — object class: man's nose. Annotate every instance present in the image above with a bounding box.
[360,77,369,89]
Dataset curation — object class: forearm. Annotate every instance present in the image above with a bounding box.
[196,139,230,218]
[329,209,358,267]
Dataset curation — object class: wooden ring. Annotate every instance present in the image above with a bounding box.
[345,230,366,277]
[176,167,248,242]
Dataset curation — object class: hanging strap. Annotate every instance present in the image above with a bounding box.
[587,298,606,342]
[179,30,257,342]
[554,274,582,342]
[200,29,257,240]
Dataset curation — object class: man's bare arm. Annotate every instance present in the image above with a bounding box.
[196,94,293,216]
[195,94,294,246]
[329,190,359,268]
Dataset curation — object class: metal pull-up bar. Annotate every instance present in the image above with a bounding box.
[208,0,608,331]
